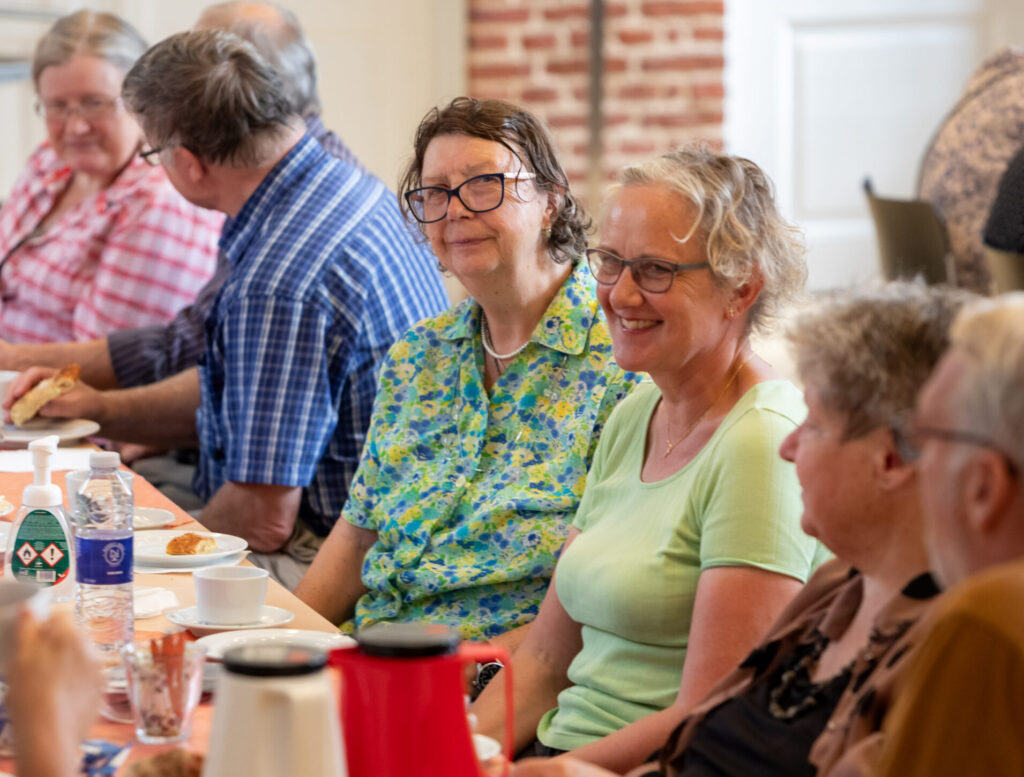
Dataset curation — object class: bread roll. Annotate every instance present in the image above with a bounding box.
[10,364,80,426]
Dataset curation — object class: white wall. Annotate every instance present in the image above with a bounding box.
[0,0,466,194]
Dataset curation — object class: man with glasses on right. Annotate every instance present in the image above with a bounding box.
[877,292,1024,776]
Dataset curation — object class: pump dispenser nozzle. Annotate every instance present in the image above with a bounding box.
[24,434,62,507]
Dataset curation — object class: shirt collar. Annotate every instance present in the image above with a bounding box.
[34,142,157,212]
[435,259,596,355]
[219,134,326,266]
[817,569,939,642]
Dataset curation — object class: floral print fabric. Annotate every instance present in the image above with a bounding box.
[343,261,639,639]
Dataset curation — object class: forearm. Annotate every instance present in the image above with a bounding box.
[0,338,119,389]
[490,622,532,654]
[293,519,375,624]
[199,482,302,553]
[473,645,570,753]
[564,706,685,773]
[90,369,201,446]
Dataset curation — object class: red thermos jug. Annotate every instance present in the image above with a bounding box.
[329,623,513,777]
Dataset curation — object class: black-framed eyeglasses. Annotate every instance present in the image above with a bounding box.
[405,171,537,224]
[585,248,709,294]
[34,95,122,123]
[139,146,163,166]
[903,420,1019,478]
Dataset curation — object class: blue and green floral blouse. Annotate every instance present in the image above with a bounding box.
[343,261,640,639]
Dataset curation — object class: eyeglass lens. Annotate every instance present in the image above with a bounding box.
[37,96,119,122]
[586,250,679,293]
[408,174,507,223]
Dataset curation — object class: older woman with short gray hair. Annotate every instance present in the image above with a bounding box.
[0,10,221,344]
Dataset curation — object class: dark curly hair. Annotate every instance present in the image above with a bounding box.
[398,97,589,264]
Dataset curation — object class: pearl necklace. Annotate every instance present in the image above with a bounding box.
[480,313,530,361]
[664,354,751,458]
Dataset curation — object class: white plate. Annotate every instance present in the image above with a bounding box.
[133,530,248,567]
[1,418,100,446]
[0,498,13,517]
[167,605,295,637]
[474,734,502,762]
[133,507,175,530]
[196,628,354,660]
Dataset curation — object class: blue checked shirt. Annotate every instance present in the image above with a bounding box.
[193,135,449,535]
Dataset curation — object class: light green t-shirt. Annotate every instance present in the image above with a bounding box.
[536,379,829,750]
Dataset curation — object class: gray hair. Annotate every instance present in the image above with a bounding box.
[121,30,295,166]
[32,9,148,86]
[787,282,976,454]
[612,145,806,334]
[946,292,1024,469]
[195,2,321,117]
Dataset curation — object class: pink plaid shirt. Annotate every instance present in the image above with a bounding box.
[0,143,223,343]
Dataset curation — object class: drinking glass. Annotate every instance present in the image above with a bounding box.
[122,642,205,744]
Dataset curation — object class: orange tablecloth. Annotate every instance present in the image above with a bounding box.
[0,464,338,774]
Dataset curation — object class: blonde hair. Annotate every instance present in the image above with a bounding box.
[947,292,1024,468]
[612,145,806,334]
[32,10,148,85]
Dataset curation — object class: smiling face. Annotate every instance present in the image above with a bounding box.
[36,55,142,182]
[419,133,553,286]
[595,184,731,381]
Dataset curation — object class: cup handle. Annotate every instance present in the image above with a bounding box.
[459,642,513,777]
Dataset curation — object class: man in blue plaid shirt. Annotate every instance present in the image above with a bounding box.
[10,29,448,586]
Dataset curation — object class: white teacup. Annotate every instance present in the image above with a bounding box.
[194,566,268,625]
[0,581,50,671]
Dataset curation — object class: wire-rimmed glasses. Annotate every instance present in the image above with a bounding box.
[34,95,122,124]
[405,171,537,223]
[902,419,1019,477]
[585,248,710,293]
[139,146,163,166]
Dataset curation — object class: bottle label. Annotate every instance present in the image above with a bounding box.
[76,536,133,586]
[10,510,70,587]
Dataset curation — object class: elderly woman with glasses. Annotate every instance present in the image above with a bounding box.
[295,97,639,646]
[0,10,220,345]
[502,283,972,777]
[472,147,828,766]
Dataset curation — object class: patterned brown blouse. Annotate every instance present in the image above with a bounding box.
[643,559,938,777]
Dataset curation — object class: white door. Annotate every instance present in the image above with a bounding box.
[724,0,1024,290]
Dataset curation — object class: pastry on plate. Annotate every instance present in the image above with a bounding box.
[10,364,81,426]
[165,532,217,555]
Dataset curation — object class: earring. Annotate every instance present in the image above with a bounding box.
[437,261,452,277]
[542,226,552,239]
[727,308,736,319]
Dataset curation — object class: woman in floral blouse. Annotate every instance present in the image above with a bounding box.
[295,97,639,643]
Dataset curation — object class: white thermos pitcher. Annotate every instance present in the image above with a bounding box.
[201,643,346,777]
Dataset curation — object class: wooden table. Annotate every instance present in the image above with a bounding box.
[0,463,339,774]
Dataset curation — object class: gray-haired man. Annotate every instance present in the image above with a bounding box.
[0,1,372,390]
[877,293,1024,776]
[9,31,448,587]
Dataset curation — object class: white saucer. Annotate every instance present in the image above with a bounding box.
[166,605,294,637]
[196,628,353,660]
[133,507,175,530]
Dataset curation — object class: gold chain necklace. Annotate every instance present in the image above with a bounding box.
[664,354,751,458]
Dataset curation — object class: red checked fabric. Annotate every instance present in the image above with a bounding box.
[0,142,223,343]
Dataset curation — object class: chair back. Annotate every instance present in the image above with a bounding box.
[983,245,1024,293]
[863,179,953,284]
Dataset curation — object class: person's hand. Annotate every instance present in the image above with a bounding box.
[7,611,103,776]
[2,366,105,424]
[507,757,621,777]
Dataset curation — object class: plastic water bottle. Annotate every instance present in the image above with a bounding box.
[73,450,134,722]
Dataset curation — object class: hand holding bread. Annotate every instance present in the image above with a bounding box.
[9,364,80,426]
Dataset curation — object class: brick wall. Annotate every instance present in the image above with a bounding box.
[467,0,725,209]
